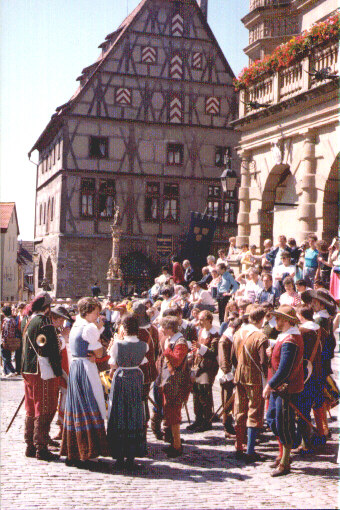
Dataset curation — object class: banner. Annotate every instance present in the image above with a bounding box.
[179,212,219,268]
[157,235,173,257]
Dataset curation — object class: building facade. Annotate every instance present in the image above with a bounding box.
[234,0,339,247]
[0,203,19,302]
[29,0,240,298]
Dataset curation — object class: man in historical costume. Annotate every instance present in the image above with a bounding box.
[188,310,219,432]
[132,301,159,430]
[301,289,337,441]
[50,305,73,441]
[218,320,239,438]
[231,306,269,463]
[294,305,323,453]
[157,317,190,458]
[263,305,304,476]
[21,293,62,461]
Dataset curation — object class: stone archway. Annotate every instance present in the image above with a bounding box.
[45,257,53,286]
[261,164,299,245]
[323,154,339,242]
[120,251,157,295]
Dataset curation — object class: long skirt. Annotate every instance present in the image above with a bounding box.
[60,359,108,461]
[107,368,147,460]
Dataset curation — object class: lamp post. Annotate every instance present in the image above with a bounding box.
[220,155,237,193]
[220,154,238,226]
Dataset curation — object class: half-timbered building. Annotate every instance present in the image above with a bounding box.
[29,0,239,298]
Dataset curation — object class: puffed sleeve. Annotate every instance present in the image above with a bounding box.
[82,323,103,350]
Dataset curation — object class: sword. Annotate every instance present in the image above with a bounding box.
[183,402,191,424]
[288,401,319,435]
[209,393,235,423]
[6,396,25,433]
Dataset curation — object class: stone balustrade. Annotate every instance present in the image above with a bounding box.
[239,40,338,118]
[249,0,289,10]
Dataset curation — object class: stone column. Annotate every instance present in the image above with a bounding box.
[297,131,317,242]
[236,150,251,247]
[107,226,123,300]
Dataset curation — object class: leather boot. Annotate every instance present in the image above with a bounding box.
[163,426,173,444]
[235,423,246,453]
[24,416,36,457]
[151,412,163,440]
[34,415,49,452]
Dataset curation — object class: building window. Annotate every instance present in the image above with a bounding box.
[215,146,231,167]
[145,183,160,222]
[223,190,238,224]
[99,179,115,218]
[48,154,51,169]
[167,143,184,165]
[81,178,95,217]
[57,140,61,160]
[51,197,54,221]
[89,136,108,159]
[43,203,47,224]
[39,204,42,225]
[206,185,221,217]
[163,183,179,222]
[53,145,56,165]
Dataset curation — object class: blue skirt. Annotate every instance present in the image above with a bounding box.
[60,360,108,461]
[107,368,147,460]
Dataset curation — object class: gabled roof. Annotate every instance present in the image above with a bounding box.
[0,202,19,234]
[29,0,235,156]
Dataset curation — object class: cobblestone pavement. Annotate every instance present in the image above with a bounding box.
[1,356,339,510]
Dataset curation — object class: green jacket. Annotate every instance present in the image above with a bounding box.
[21,313,62,377]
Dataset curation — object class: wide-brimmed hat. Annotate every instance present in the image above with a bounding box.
[272,305,299,324]
[131,301,150,327]
[31,292,52,312]
[51,305,74,323]
[301,289,337,315]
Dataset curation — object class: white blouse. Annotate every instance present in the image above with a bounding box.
[73,315,103,350]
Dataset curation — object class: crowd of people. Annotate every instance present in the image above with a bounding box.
[1,232,339,476]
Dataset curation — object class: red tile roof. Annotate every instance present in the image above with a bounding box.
[0,203,19,234]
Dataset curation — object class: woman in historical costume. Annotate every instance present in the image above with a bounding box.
[60,297,108,467]
[107,314,148,470]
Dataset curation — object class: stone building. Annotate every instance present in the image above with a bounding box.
[29,0,240,298]
[234,0,339,246]
[0,203,19,302]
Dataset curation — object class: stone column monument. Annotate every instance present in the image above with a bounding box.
[107,205,123,300]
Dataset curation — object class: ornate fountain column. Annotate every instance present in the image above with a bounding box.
[107,206,123,300]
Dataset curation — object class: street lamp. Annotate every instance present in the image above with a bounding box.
[220,155,237,193]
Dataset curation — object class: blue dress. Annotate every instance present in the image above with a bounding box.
[60,317,108,461]
[107,337,148,460]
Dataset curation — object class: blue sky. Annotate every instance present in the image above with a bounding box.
[0,0,249,239]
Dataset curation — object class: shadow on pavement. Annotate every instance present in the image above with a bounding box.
[72,456,252,482]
